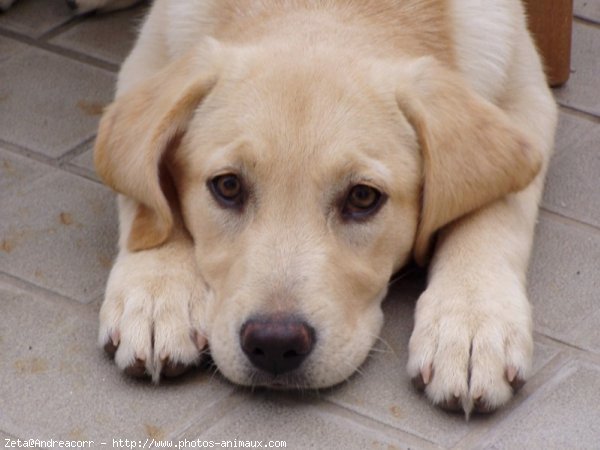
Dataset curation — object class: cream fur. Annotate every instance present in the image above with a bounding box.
[95,0,557,415]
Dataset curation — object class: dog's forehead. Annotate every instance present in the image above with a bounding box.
[230,72,391,151]
[183,51,420,197]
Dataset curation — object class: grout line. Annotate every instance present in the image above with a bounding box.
[0,271,96,310]
[61,163,103,185]
[37,13,86,41]
[58,135,96,164]
[170,390,248,441]
[0,27,119,72]
[451,352,573,450]
[0,138,58,166]
[573,15,600,28]
[557,104,600,123]
[534,332,600,365]
[319,399,444,449]
[0,138,106,185]
[531,331,600,374]
[538,208,600,236]
[533,331,591,353]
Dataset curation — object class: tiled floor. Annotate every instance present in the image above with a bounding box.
[1,1,599,449]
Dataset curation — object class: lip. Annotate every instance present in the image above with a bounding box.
[247,370,309,390]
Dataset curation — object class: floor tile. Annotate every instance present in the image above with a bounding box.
[325,277,468,447]
[0,148,53,198]
[554,21,600,116]
[568,308,600,354]
[0,0,73,38]
[575,0,600,23]
[0,282,234,442]
[0,430,43,450]
[50,4,148,65]
[0,35,27,64]
[542,111,600,228]
[528,214,600,342]
[476,361,600,449]
[324,275,559,448]
[0,47,114,158]
[0,430,15,440]
[183,390,433,450]
[0,166,117,302]
[69,145,98,180]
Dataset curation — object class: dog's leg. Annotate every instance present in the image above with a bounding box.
[67,0,144,15]
[98,195,208,380]
[97,2,206,380]
[407,35,558,414]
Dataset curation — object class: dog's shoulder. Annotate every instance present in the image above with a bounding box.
[449,0,527,101]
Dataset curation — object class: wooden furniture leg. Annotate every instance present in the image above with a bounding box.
[523,0,574,87]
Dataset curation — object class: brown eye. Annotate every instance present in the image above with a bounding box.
[209,174,244,208]
[342,184,385,220]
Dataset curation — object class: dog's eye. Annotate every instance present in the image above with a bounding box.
[209,174,244,208]
[342,184,385,220]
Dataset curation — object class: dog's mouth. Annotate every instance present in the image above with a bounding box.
[247,369,312,391]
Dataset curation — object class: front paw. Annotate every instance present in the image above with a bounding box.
[98,249,208,381]
[407,283,532,415]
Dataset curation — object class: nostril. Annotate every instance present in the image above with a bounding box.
[240,316,315,375]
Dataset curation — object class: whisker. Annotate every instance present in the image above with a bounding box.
[366,346,389,354]
[368,333,398,359]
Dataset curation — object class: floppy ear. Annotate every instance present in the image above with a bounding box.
[94,50,219,252]
[396,58,543,265]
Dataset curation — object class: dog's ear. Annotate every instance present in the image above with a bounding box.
[396,58,542,265]
[94,48,219,252]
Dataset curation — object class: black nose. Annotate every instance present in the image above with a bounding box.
[240,317,315,375]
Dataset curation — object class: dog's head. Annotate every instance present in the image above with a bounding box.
[95,41,541,388]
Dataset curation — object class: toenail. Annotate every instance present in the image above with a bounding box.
[161,359,188,378]
[124,357,147,377]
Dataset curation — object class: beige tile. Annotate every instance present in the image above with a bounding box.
[542,111,600,228]
[0,47,114,158]
[69,145,98,180]
[0,0,72,38]
[0,35,27,64]
[0,282,234,442]
[575,0,600,23]
[182,390,434,450]
[0,166,117,302]
[554,22,600,117]
[326,274,559,447]
[0,430,15,441]
[50,4,148,65]
[0,430,43,450]
[568,309,600,354]
[528,213,600,342]
[476,361,600,449]
[0,148,53,198]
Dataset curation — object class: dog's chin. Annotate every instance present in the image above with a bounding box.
[242,370,314,391]
[229,365,358,391]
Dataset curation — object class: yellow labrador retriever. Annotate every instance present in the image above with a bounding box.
[94,0,557,415]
